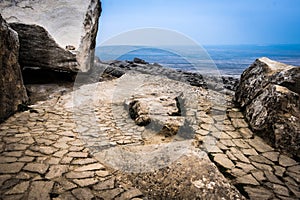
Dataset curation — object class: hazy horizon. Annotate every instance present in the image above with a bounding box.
[96,0,300,46]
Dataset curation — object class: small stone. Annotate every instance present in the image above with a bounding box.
[228,111,244,119]
[25,150,44,157]
[57,136,75,143]
[20,137,35,145]
[235,174,259,185]
[216,141,229,150]
[252,170,266,182]
[0,175,12,186]
[244,186,273,199]
[23,163,49,174]
[66,171,94,179]
[235,162,255,173]
[72,158,97,165]
[96,170,110,177]
[284,176,297,186]
[247,137,274,153]
[264,171,283,184]
[73,178,98,187]
[71,188,94,200]
[249,155,274,165]
[28,181,54,200]
[3,151,23,157]
[230,147,250,163]
[95,188,124,200]
[220,139,235,147]
[67,152,88,158]
[239,128,253,139]
[200,123,213,131]
[222,125,236,132]
[46,165,68,179]
[0,163,24,173]
[274,166,285,177]
[225,131,241,139]
[273,184,289,197]
[286,182,300,197]
[0,156,18,163]
[262,152,279,162]
[242,148,258,156]
[226,151,237,161]
[213,154,235,169]
[252,162,273,172]
[195,129,209,136]
[38,146,58,155]
[18,156,35,162]
[230,168,247,177]
[211,131,231,139]
[60,156,73,164]
[57,131,75,137]
[74,163,105,172]
[53,142,69,150]
[54,192,76,200]
[116,188,143,200]
[286,171,300,183]
[15,172,32,180]
[232,139,251,148]
[205,145,223,153]
[279,155,297,167]
[5,143,28,151]
[231,118,248,128]
[5,181,30,195]
[56,178,77,191]
[287,165,300,174]
[69,146,84,152]
[46,157,61,165]
[93,178,115,190]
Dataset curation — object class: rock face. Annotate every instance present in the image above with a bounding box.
[0,14,28,122]
[235,57,300,157]
[0,0,101,72]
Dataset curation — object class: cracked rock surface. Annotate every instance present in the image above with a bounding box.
[1,70,299,199]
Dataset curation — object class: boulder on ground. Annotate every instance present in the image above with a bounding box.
[235,57,300,157]
[0,0,101,72]
[0,14,28,121]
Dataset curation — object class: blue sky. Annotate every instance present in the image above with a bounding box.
[96,0,300,46]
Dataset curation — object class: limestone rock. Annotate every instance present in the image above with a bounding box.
[235,57,300,157]
[0,14,28,122]
[0,0,102,72]
[125,89,185,137]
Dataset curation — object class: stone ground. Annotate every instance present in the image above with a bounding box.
[0,73,299,199]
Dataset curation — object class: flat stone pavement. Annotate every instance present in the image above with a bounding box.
[0,74,299,200]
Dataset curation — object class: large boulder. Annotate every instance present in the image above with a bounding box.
[235,57,300,157]
[0,14,28,122]
[0,0,101,72]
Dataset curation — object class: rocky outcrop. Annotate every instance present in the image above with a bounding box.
[0,0,101,72]
[0,14,28,122]
[126,93,184,136]
[235,57,300,157]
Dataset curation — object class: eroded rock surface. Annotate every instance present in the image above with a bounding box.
[0,14,27,122]
[0,70,299,199]
[0,0,101,72]
[235,57,300,157]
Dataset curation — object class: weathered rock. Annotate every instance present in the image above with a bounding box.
[133,57,148,64]
[0,0,102,72]
[235,57,300,157]
[125,85,187,137]
[0,14,28,122]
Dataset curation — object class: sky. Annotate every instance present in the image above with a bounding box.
[96,0,300,46]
